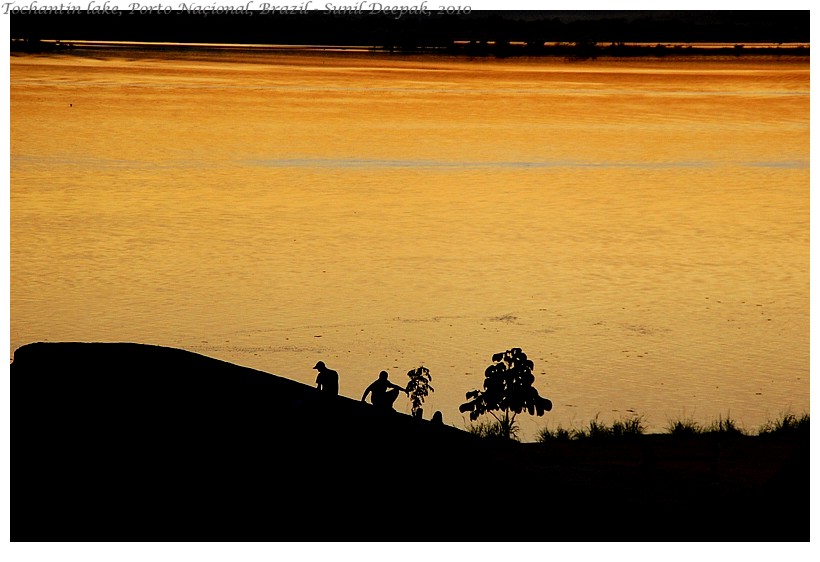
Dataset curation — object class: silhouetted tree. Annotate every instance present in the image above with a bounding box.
[459,348,552,440]
[406,365,434,419]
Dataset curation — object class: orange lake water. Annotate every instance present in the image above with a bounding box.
[9,50,809,441]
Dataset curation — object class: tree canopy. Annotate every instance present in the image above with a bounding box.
[459,348,552,439]
[406,365,434,419]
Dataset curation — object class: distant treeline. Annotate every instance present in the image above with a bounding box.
[9,10,810,51]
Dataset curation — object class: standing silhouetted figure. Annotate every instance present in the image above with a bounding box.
[314,361,339,396]
[361,370,407,411]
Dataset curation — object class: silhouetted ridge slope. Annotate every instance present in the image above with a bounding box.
[10,342,485,541]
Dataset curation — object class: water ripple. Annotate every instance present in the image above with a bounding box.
[243,157,809,170]
[12,154,809,171]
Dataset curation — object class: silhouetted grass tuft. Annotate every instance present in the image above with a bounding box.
[665,417,702,436]
[758,412,810,436]
[537,414,646,443]
[579,415,612,440]
[536,424,573,442]
[534,412,809,443]
[611,415,646,438]
[468,418,521,442]
[704,414,745,436]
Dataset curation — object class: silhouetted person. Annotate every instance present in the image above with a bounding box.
[431,411,443,425]
[314,361,339,396]
[361,370,407,411]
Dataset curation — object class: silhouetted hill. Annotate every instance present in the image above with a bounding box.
[11,342,808,541]
[11,342,489,541]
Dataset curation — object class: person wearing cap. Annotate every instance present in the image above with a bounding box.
[313,361,339,396]
[361,370,407,411]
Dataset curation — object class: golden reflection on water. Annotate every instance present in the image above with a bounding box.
[10,52,809,440]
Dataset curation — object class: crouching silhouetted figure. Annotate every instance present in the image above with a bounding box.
[361,370,407,411]
[314,361,339,396]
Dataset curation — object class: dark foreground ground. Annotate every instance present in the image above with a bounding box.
[11,342,809,542]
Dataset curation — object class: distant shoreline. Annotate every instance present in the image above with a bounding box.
[10,38,811,60]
